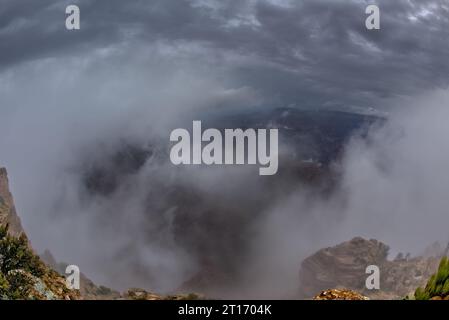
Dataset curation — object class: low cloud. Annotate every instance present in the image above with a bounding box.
[1,0,449,298]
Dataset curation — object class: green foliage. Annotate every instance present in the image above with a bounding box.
[4,271,34,299]
[0,224,47,299]
[442,279,449,296]
[414,256,449,300]
[0,225,7,240]
[0,271,10,298]
[414,287,430,300]
[97,285,113,296]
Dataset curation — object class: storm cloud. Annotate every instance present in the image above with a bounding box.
[2,0,449,298]
[1,0,449,108]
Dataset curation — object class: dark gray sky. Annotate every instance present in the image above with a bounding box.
[1,0,449,110]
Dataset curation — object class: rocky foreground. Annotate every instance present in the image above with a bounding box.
[313,289,369,300]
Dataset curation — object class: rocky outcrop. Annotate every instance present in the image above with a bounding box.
[40,250,204,300]
[313,289,369,300]
[0,168,25,237]
[40,250,121,300]
[299,237,441,299]
[299,237,388,298]
[0,167,116,300]
[0,167,203,300]
[0,167,80,300]
[0,223,80,300]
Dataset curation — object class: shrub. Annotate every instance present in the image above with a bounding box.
[0,271,10,298]
[0,224,46,299]
[5,270,34,299]
[414,256,449,300]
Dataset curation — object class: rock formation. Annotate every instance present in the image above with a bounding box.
[299,237,441,299]
[3,166,443,300]
[313,289,369,300]
[0,166,202,300]
[0,168,25,237]
[40,249,121,300]
[0,167,81,300]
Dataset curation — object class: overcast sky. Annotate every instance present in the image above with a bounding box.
[1,0,449,111]
[2,0,449,295]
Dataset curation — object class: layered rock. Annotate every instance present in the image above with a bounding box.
[299,237,441,299]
